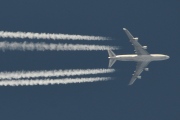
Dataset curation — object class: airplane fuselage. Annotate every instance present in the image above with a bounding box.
[109,54,169,62]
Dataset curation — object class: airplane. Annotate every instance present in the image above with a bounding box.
[108,28,169,85]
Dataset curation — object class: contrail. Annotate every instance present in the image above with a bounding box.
[0,69,115,80]
[0,77,112,86]
[0,31,110,40]
[0,41,119,51]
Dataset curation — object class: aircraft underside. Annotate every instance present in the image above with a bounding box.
[107,28,169,85]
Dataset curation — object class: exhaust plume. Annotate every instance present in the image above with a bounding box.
[0,31,110,40]
[0,77,112,86]
[0,41,119,51]
[0,69,115,80]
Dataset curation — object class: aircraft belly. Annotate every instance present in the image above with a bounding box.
[135,56,151,61]
[119,57,137,61]
[119,56,153,61]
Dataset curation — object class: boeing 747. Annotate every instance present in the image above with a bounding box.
[108,28,169,85]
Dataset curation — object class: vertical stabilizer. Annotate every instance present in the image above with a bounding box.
[108,50,116,67]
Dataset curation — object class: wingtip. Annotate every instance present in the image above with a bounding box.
[123,28,126,30]
[128,83,132,86]
[128,81,133,86]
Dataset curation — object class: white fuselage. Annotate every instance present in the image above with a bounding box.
[109,54,169,62]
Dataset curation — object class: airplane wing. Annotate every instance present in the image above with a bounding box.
[123,28,149,55]
[129,61,150,85]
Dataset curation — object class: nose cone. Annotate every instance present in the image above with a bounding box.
[166,55,170,59]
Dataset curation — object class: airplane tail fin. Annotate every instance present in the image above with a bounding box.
[108,50,116,68]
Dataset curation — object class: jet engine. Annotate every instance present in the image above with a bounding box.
[137,76,141,79]
[144,68,149,71]
[133,37,138,41]
[142,46,147,49]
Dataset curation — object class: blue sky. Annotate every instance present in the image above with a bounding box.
[0,0,179,120]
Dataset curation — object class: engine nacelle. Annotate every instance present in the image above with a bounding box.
[142,46,147,49]
[144,68,149,71]
[137,76,141,79]
[133,37,138,41]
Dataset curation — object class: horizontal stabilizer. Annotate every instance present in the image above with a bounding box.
[108,50,116,57]
[108,50,116,67]
[108,59,116,68]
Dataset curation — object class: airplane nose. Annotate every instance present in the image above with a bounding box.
[166,56,170,59]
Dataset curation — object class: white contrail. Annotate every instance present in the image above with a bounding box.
[0,77,112,86]
[0,69,115,80]
[0,41,118,51]
[0,31,110,40]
